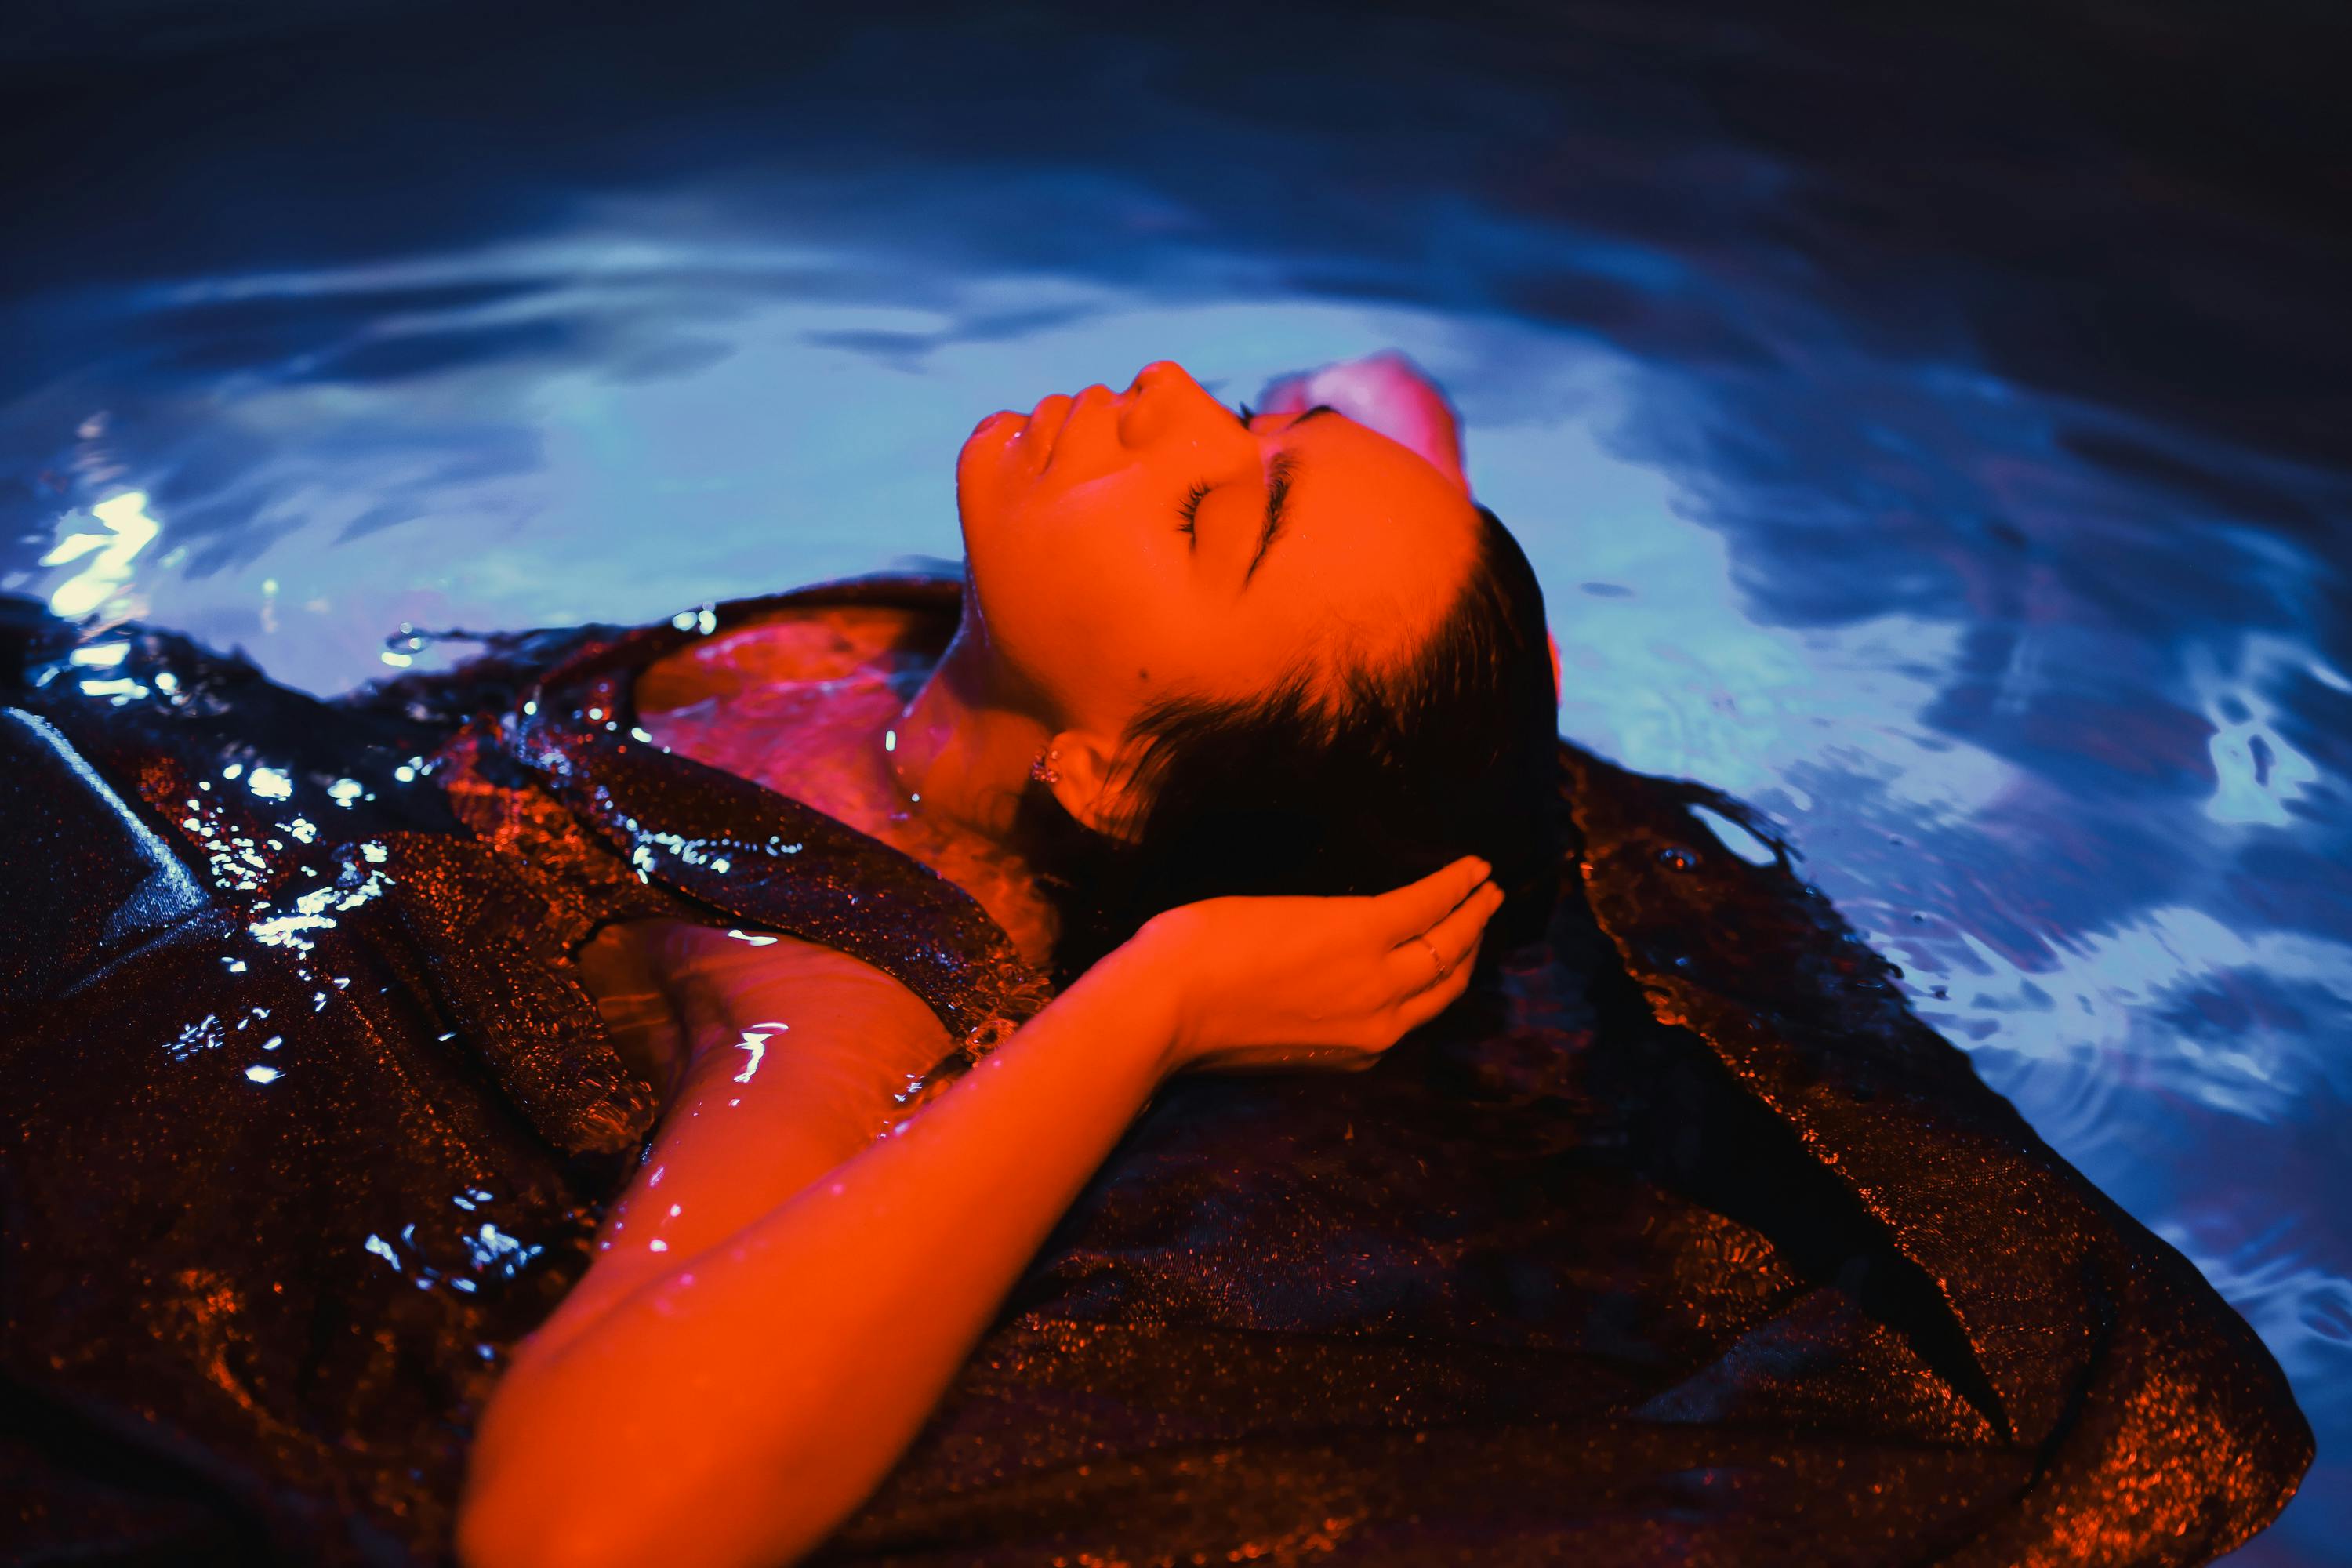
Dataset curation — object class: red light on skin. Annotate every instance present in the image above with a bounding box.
[1547,630,1562,706]
[952,361,1483,810]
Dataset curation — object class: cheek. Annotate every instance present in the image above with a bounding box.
[970,510,1181,729]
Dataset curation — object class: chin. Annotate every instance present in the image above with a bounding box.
[957,536,1015,659]
[954,421,1017,549]
[951,497,1010,642]
[955,443,1034,593]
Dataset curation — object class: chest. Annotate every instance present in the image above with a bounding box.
[631,610,1059,967]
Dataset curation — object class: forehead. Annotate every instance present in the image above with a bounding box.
[1246,413,1481,662]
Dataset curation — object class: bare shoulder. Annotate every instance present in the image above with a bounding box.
[625,919,955,1084]
[539,922,960,1348]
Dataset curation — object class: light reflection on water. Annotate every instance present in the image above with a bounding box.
[2,9,2346,1558]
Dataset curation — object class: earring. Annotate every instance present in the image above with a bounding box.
[1029,747,1062,786]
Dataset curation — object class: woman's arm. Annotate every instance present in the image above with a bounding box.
[523,924,966,1368]
[456,859,1501,1568]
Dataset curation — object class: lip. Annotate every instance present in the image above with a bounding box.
[1030,396,1069,466]
[1039,394,1078,467]
[1028,384,1120,472]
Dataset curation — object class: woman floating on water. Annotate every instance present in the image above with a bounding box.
[0,357,2310,1567]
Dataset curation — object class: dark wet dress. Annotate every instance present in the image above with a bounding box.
[0,578,2310,1567]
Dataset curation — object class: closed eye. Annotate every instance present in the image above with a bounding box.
[1177,480,1211,546]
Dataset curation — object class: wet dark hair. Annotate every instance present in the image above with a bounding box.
[1017,503,1561,985]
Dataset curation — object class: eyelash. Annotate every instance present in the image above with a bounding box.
[1177,481,1211,541]
[1178,401,1260,541]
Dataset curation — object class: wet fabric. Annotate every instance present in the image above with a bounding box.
[0,579,1038,1566]
[0,579,2310,1566]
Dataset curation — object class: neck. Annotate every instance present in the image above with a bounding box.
[887,624,1049,844]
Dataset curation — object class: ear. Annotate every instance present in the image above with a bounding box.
[1043,727,1147,842]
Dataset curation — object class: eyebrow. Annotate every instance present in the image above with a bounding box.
[1238,405,1336,585]
[1235,401,1337,429]
[1245,451,1298,586]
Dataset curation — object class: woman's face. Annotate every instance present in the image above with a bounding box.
[955,360,1480,748]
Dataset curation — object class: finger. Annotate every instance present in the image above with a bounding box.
[1419,878,1504,975]
[1372,855,1490,942]
[1380,877,1501,999]
[1394,933,1481,1033]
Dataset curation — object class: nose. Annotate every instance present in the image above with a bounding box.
[1117,361,1239,449]
[1127,360,1189,397]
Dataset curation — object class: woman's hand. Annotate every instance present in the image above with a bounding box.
[1256,350,1469,495]
[1127,855,1503,1080]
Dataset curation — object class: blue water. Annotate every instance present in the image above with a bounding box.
[5,4,2346,1558]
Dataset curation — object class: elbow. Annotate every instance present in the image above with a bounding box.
[458,1473,729,1568]
[456,1417,849,1568]
[456,1470,625,1568]
[457,1468,841,1568]
[456,1338,887,1568]
[456,1397,664,1568]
